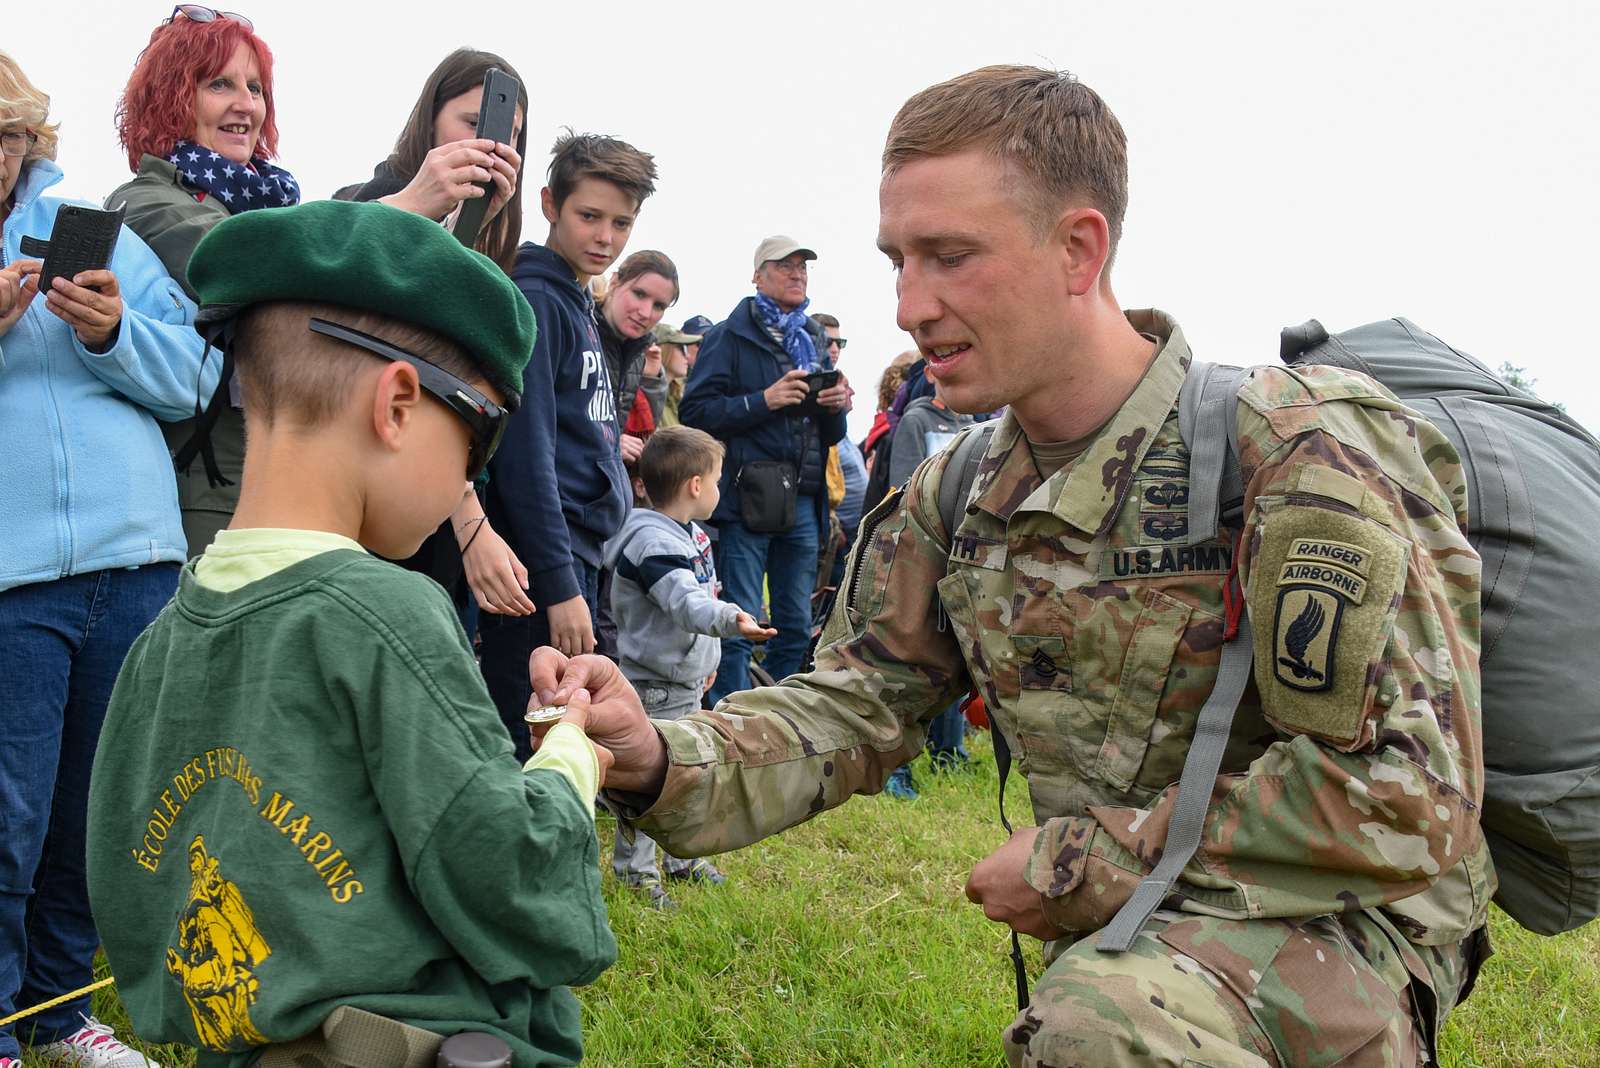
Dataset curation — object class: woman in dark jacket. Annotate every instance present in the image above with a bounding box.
[341,49,530,622]
[597,249,677,466]
[106,7,301,557]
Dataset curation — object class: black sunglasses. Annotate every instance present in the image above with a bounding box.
[166,4,254,30]
[308,318,510,481]
[828,337,849,350]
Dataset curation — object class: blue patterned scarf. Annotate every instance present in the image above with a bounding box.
[167,140,300,213]
[752,291,818,372]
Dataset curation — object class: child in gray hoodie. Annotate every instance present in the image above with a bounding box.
[602,426,774,905]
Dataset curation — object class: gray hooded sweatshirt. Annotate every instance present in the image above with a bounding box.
[603,509,744,686]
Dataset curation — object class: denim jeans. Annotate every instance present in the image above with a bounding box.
[611,680,701,881]
[0,564,179,1056]
[708,497,820,704]
[478,560,600,762]
[927,701,971,769]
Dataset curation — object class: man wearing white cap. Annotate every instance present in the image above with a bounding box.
[679,235,851,701]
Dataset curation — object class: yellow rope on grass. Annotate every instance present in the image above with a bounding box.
[0,977,116,1029]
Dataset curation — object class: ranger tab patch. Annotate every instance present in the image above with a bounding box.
[1273,587,1342,692]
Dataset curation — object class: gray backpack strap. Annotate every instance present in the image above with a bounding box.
[1178,362,1250,547]
[1096,626,1256,951]
[937,422,997,538]
[1098,363,1254,953]
[934,420,1028,1007]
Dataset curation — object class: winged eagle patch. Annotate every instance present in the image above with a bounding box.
[1272,587,1342,692]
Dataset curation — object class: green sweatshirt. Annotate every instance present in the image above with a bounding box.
[86,540,616,1068]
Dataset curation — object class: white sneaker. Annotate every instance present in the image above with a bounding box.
[34,1016,162,1068]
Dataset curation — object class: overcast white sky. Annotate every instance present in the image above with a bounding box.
[17,0,1599,440]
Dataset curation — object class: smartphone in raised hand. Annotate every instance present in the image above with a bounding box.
[20,203,126,293]
[450,67,521,249]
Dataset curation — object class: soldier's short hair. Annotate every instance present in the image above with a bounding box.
[883,66,1128,258]
[640,425,725,507]
[547,129,658,211]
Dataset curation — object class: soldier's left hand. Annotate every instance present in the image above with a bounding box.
[966,827,1060,940]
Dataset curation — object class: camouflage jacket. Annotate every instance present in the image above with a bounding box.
[633,310,1492,953]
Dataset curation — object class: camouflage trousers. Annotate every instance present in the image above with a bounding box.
[1002,910,1478,1068]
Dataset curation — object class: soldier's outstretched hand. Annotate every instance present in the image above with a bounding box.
[528,648,668,795]
[966,827,1061,941]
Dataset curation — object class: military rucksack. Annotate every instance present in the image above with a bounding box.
[937,318,1600,968]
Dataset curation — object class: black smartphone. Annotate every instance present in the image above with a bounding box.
[451,67,521,249]
[805,369,841,394]
[19,203,126,293]
[795,368,842,415]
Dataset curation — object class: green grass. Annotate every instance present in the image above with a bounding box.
[19,735,1600,1066]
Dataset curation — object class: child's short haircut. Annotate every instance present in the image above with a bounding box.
[547,129,658,211]
[233,300,481,430]
[640,425,724,507]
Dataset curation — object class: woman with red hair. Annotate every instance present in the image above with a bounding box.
[106,6,301,556]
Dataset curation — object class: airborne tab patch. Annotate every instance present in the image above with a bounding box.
[1276,561,1367,604]
[1274,587,1343,692]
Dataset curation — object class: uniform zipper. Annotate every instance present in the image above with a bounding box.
[843,497,895,614]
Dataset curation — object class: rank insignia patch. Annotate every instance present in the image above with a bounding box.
[1273,587,1343,692]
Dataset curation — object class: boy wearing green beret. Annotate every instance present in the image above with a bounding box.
[84,201,617,1068]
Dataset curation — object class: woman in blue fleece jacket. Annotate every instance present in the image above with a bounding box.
[0,53,213,1065]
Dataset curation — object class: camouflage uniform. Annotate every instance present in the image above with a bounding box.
[630,310,1492,1066]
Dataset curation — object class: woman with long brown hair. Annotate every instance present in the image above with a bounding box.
[340,47,527,270]
[339,49,531,621]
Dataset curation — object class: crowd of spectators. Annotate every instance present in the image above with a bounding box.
[0,13,985,1064]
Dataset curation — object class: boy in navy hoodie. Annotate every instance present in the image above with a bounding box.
[481,132,658,759]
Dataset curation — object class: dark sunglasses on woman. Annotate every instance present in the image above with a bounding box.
[165,4,253,30]
[307,318,513,481]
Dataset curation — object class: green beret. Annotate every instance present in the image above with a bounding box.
[187,200,535,400]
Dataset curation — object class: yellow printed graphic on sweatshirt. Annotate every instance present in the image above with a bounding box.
[167,836,271,1051]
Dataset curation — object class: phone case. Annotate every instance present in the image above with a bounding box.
[451,68,521,249]
[20,203,127,293]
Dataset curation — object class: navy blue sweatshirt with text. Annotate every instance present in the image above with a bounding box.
[484,243,630,607]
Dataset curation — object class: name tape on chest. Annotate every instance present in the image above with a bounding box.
[1102,542,1234,579]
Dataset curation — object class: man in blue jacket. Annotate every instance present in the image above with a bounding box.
[681,236,850,702]
[480,131,657,759]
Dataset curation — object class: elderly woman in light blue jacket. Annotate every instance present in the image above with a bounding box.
[0,51,214,1068]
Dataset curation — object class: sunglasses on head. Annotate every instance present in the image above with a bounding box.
[307,318,510,481]
[165,4,254,30]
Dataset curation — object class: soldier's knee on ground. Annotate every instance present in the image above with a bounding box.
[1001,912,1427,1068]
[1001,923,1273,1068]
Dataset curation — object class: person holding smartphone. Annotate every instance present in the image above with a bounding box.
[337,49,530,627]
[2,50,214,1068]
[106,6,302,559]
[679,236,851,702]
